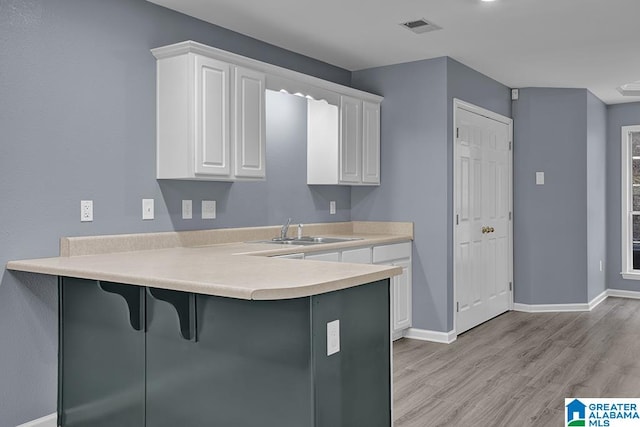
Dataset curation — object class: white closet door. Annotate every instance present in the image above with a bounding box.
[455,106,512,334]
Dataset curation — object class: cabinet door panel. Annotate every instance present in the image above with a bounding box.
[59,278,145,427]
[194,56,230,176]
[234,66,266,178]
[145,292,314,427]
[392,259,412,332]
[362,101,380,184]
[339,95,362,183]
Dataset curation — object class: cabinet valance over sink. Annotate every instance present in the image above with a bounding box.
[152,41,382,185]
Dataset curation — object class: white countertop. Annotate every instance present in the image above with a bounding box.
[7,222,413,300]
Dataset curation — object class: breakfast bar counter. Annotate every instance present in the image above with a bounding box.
[7,221,412,427]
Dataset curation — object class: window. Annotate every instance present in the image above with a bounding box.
[621,125,640,278]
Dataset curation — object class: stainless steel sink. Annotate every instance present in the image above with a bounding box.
[249,236,363,245]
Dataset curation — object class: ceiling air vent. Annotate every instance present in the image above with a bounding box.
[400,18,442,34]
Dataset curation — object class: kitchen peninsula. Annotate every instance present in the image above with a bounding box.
[7,221,412,427]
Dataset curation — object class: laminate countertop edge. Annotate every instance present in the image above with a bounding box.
[7,228,412,300]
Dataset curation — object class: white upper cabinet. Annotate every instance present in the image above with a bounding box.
[339,95,363,183]
[362,101,381,184]
[154,51,265,181]
[233,66,266,179]
[308,95,380,186]
[152,41,381,183]
[194,55,231,177]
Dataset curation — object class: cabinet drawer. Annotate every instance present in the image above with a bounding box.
[373,242,411,263]
[341,247,372,264]
[305,252,340,262]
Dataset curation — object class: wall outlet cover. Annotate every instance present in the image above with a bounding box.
[80,200,93,222]
[327,319,340,356]
[202,200,216,219]
[536,172,545,185]
[330,201,336,215]
[182,200,193,220]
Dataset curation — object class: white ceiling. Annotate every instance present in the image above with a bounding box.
[149,0,640,105]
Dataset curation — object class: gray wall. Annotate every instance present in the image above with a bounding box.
[0,0,350,425]
[351,58,449,333]
[351,57,511,333]
[512,88,590,304]
[606,102,640,292]
[586,92,607,300]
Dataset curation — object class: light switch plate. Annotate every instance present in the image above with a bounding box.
[142,199,154,220]
[330,201,336,215]
[536,172,545,185]
[182,200,192,219]
[327,319,340,356]
[202,200,216,219]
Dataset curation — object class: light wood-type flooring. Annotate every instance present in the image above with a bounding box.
[392,297,640,426]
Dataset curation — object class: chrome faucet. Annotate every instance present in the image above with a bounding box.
[280,218,292,240]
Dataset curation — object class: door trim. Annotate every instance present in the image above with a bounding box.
[452,98,514,335]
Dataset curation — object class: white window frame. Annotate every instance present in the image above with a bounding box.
[621,125,640,279]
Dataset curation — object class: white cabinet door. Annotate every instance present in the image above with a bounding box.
[194,55,231,177]
[233,66,266,179]
[339,96,362,183]
[305,252,340,262]
[373,242,412,338]
[362,101,380,185]
[391,259,412,333]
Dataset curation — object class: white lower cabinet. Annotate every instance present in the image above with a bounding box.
[390,259,412,334]
[373,242,412,339]
[271,242,412,340]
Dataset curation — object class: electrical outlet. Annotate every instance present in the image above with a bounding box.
[182,200,193,219]
[142,199,154,220]
[202,200,216,219]
[327,319,340,356]
[330,201,336,215]
[600,260,604,272]
[80,200,93,222]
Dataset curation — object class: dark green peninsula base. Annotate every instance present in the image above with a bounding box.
[58,277,391,427]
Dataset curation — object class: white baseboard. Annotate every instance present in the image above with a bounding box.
[589,290,608,310]
[16,413,56,427]
[607,288,640,299]
[513,289,636,313]
[404,328,457,344]
[513,302,590,313]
